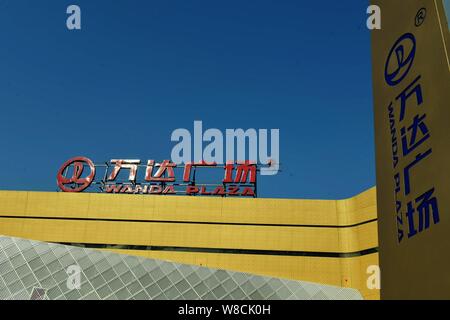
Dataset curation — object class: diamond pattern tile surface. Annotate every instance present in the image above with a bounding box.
[0,236,363,300]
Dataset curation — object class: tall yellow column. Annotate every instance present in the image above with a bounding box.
[372,0,450,299]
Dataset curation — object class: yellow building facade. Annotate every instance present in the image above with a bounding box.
[0,187,379,299]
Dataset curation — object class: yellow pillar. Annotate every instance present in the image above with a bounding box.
[372,0,450,299]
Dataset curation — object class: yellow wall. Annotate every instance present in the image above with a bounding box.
[0,188,379,299]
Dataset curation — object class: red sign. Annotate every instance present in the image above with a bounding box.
[57,157,96,192]
[57,157,257,197]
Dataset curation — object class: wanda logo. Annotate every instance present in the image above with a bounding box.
[57,157,96,192]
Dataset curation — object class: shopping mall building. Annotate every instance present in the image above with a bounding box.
[0,187,378,300]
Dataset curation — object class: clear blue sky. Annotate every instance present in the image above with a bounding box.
[0,0,375,199]
[445,0,450,28]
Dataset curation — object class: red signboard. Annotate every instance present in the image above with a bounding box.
[57,157,258,197]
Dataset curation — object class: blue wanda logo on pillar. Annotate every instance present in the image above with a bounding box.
[385,33,416,86]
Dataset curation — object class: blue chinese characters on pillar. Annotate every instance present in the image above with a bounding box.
[384,33,440,243]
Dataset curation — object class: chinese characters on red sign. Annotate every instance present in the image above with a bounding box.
[57,157,257,197]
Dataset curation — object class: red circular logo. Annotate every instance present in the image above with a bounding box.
[57,157,96,192]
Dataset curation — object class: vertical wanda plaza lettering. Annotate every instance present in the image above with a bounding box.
[385,33,440,243]
[57,157,260,197]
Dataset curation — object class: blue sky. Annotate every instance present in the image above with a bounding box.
[0,0,375,199]
[445,0,450,28]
